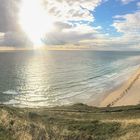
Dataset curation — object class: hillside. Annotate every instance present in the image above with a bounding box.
[0,104,140,140]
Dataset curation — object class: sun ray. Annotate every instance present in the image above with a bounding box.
[19,0,54,48]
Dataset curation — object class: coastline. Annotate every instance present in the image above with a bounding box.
[99,67,140,107]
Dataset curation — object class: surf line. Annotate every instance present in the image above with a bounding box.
[107,67,140,107]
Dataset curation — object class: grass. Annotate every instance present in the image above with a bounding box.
[0,103,140,140]
[0,125,14,140]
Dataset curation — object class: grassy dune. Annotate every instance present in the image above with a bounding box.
[0,103,140,140]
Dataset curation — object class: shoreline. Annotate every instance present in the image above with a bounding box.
[99,67,140,107]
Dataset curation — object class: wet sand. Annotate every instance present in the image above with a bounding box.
[100,67,140,107]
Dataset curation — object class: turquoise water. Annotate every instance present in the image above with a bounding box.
[0,50,140,107]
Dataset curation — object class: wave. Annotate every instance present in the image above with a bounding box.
[3,90,19,95]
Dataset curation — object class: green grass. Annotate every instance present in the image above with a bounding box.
[0,103,140,140]
[0,125,14,140]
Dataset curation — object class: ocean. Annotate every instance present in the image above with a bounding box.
[0,50,140,107]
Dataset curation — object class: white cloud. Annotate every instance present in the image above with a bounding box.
[43,8,140,50]
[1,0,139,50]
[74,10,140,50]
[120,0,136,4]
[113,11,140,35]
[0,0,107,47]
[110,11,140,49]
[44,23,101,45]
[41,0,107,46]
[137,2,140,8]
[43,0,103,22]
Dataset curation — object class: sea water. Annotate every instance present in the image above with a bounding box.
[0,50,140,107]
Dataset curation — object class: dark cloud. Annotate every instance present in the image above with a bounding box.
[0,32,32,47]
[0,0,21,32]
[53,22,72,30]
[0,0,33,47]
[43,31,96,45]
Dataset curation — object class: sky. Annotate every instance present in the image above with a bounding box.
[0,0,140,50]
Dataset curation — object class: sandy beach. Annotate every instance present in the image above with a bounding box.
[100,67,140,107]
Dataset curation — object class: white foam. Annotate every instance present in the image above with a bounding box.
[3,90,19,95]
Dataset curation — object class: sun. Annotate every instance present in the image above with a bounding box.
[19,0,54,48]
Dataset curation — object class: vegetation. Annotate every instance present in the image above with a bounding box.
[0,103,140,140]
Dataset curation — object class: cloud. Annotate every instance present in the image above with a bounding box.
[40,0,107,46]
[0,0,33,47]
[76,10,140,50]
[30,0,106,46]
[113,11,140,35]
[0,0,20,32]
[110,11,140,49]
[120,0,136,4]
[43,22,103,46]
[0,0,107,47]
[137,2,140,8]
[0,0,139,50]
[43,0,140,50]
[0,32,4,38]
[0,32,4,45]
[0,31,32,47]
[43,0,104,22]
